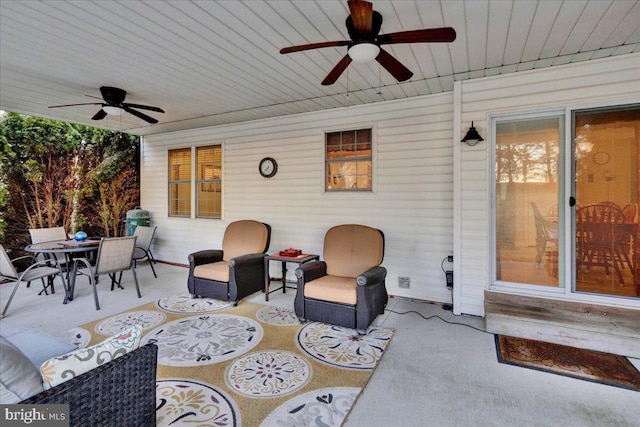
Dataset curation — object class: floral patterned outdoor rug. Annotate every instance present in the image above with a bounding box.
[495,335,640,391]
[68,292,394,426]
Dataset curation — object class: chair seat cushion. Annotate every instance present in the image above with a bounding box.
[304,275,357,305]
[193,261,230,283]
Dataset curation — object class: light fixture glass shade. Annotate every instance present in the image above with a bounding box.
[103,105,123,116]
[348,43,380,63]
[577,140,594,153]
[461,121,484,146]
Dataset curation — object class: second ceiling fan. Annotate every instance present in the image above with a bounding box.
[280,0,456,86]
[49,86,164,124]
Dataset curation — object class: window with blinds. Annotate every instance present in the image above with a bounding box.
[196,145,222,218]
[168,148,191,217]
[325,128,372,191]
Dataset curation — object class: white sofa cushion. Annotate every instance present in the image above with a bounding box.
[4,328,77,368]
[0,336,44,403]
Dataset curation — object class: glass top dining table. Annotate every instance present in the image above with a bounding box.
[25,239,100,304]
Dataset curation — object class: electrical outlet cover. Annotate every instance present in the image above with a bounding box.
[398,276,410,288]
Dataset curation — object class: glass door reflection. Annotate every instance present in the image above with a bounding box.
[574,107,639,298]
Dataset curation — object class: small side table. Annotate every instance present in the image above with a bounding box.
[264,253,319,301]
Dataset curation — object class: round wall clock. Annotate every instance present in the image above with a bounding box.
[592,151,610,165]
[259,157,278,178]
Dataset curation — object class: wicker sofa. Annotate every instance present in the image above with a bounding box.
[21,344,158,427]
[1,322,157,427]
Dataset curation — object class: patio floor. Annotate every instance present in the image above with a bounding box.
[1,261,638,426]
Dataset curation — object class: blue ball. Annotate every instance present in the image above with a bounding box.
[74,231,87,241]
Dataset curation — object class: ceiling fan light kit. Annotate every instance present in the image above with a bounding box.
[348,42,380,63]
[280,0,456,86]
[102,105,123,116]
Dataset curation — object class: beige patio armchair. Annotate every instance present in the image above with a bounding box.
[71,237,141,311]
[294,224,388,334]
[1,244,63,318]
[188,220,271,306]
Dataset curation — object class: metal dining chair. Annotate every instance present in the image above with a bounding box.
[0,244,63,318]
[132,225,157,278]
[71,237,141,311]
[29,226,69,294]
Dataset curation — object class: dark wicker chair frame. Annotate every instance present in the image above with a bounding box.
[21,343,158,427]
[294,227,388,334]
[188,222,271,306]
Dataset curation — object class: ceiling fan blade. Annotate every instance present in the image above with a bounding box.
[280,40,350,54]
[91,109,107,120]
[348,0,373,33]
[321,54,353,85]
[376,48,413,82]
[378,27,456,45]
[123,106,158,124]
[123,103,165,113]
[49,102,102,108]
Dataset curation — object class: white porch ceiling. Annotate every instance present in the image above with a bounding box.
[1,0,639,136]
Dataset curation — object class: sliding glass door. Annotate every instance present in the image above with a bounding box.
[493,104,639,300]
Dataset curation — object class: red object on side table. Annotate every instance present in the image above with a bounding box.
[278,248,302,257]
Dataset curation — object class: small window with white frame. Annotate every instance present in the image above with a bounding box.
[325,128,372,191]
[168,148,191,217]
[196,145,222,218]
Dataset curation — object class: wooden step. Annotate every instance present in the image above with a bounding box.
[484,290,640,358]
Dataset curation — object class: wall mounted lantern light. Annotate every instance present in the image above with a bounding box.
[461,121,484,146]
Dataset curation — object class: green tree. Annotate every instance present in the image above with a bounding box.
[0,113,139,255]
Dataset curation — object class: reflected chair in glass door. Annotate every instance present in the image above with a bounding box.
[530,202,558,270]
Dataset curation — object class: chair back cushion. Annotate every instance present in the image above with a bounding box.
[222,220,269,262]
[323,224,384,278]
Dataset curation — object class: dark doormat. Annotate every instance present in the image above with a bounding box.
[495,335,640,391]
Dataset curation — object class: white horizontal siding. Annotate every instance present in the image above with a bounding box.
[454,53,640,316]
[141,53,639,316]
[142,93,456,304]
